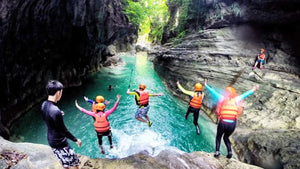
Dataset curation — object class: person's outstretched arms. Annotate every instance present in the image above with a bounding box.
[177,81,194,96]
[75,100,95,117]
[126,89,130,95]
[151,93,164,97]
[236,85,259,103]
[105,95,121,116]
[75,100,83,110]
[83,96,94,104]
[204,79,224,101]
[104,100,110,105]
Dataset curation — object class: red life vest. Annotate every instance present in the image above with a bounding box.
[138,91,149,106]
[189,92,202,109]
[94,113,110,132]
[92,102,97,113]
[219,98,238,120]
[258,53,265,60]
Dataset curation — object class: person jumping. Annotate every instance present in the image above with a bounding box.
[205,79,259,158]
[75,95,121,154]
[127,84,163,127]
[177,81,204,135]
[83,95,110,113]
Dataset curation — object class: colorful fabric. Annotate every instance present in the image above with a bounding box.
[205,85,254,103]
[128,91,154,107]
[52,145,80,168]
[135,106,150,118]
[177,83,194,96]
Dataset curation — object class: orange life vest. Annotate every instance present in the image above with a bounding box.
[258,53,265,60]
[92,102,97,112]
[189,92,202,109]
[138,91,149,106]
[94,113,110,132]
[219,98,238,120]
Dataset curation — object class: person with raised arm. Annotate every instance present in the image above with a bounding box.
[205,79,259,158]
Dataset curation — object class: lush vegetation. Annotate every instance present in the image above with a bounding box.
[123,0,169,43]
[122,0,242,44]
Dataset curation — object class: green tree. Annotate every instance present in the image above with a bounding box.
[123,0,169,43]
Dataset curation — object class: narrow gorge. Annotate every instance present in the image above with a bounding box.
[1,0,299,169]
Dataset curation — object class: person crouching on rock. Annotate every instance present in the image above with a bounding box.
[75,95,121,154]
[205,79,259,158]
[253,48,266,70]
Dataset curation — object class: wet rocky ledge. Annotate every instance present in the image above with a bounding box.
[0,137,261,169]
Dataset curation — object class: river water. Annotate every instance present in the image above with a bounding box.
[11,53,225,158]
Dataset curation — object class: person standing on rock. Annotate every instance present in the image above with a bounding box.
[205,79,259,158]
[127,84,163,127]
[41,80,81,169]
[75,95,121,154]
[253,48,266,70]
[176,81,204,135]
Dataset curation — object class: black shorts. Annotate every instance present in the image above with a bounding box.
[96,129,112,136]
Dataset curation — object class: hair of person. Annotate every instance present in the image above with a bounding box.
[46,80,64,96]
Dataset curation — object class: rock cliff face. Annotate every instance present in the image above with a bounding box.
[0,0,137,139]
[149,27,300,169]
[0,137,262,169]
[149,1,300,169]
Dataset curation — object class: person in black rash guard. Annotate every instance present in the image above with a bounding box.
[41,80,82,169]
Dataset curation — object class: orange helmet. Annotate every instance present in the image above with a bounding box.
[194,83,203,91]
[95,95,104,103]
[261,48,265,53]
[95,103,105,111]
[139,84,146,90]
[226,87,236,97]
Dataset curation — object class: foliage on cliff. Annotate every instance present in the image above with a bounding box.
[122,0,169,43]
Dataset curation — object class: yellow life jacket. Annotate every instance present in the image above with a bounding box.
[94,113,110,132]
[189,92,202,109]
[219,98,238,120]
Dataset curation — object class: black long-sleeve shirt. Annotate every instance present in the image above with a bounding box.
[41,100,77,148]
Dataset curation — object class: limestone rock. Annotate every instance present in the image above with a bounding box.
[149,26,300,169]
[0,137,261,169]
[0,0,137,139]
[233,129,300,169]
[0,137,61,169]
[78,150,261,169]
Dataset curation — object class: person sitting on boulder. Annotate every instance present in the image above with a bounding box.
[253,48,266,70]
